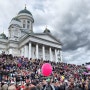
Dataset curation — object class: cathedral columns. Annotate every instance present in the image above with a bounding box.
[36,44,39,59]
[55,49,58,62]
[20,43,61,62]
[60,50,62,62]
[28,42,31,59]
[49,47,52,61]
[9,48,13,54]
[22,47,24,56]
[42,45,45,60]
[24,45,28,58]
[21,48,23,56]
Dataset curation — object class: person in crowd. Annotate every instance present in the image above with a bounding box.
[8,85,16,90]
[43,78,55,90]
[1,82,8,90]
[24,83,30,90]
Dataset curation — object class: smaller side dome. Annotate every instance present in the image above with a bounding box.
[9,16,22,28]
[0,33,7,39]
[43,28,51,33]
[12,17,21,22]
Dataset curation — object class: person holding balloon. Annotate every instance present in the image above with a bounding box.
[41,63,55,90]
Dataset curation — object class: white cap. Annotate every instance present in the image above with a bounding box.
[18,83,21,86]
[64,79,68,83]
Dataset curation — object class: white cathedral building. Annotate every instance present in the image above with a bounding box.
[0,6,62,62]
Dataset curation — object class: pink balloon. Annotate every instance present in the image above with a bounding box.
[41,63,52,76]
[83,72,87,75]
[86,72,90,75]
[86,65,90,70]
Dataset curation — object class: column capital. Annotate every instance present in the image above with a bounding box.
[55,48,58,62]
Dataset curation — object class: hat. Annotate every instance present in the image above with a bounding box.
[18,83,21,86]
[64,79,68,83]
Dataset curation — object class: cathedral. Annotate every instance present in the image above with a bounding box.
[0,6,62,62]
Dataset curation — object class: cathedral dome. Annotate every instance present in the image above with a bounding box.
[44,28,51,33]
[12,17,21,22]
[0,33,7,39]
[18,7,32,16]
[9,16,22,28]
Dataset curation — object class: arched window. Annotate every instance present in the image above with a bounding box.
[23,20,26,28]
[27,21,30,29]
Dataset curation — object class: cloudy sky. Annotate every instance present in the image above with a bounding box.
[0,0,90,65]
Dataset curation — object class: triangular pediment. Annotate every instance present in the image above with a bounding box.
[32,33,61,44]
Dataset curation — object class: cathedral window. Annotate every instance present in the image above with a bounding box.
[23,24,25,28]
[23,20,26,28]
[27,21,30,29]
[27,25,29,29]
[27,21,30,23]
[14,30,18,38]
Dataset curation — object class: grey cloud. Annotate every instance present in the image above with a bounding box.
[54,0,90,52]
[62,46,90,65]
[32,0,45,11]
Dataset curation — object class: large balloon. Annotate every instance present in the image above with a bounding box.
[86,72,90,75]
[86,65,90,70]
[41,63,52,76]
[83,72,87,75]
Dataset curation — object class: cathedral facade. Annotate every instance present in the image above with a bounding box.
[0,7,62,62]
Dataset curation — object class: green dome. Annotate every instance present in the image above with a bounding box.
[0,33,7,39]
[12,17,21,22]
[44,28,51,33]
[18,8,32,16]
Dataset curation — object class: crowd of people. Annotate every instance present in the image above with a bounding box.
[0,53,90,90]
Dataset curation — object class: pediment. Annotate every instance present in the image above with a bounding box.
[32,34,61,44]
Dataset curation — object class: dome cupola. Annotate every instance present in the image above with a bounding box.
[12,17,21,22]
[17,5,34,33]
[0,33,7,39]
[44,27,51,34]
[18,6,32,16]
[9,16,22,29]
